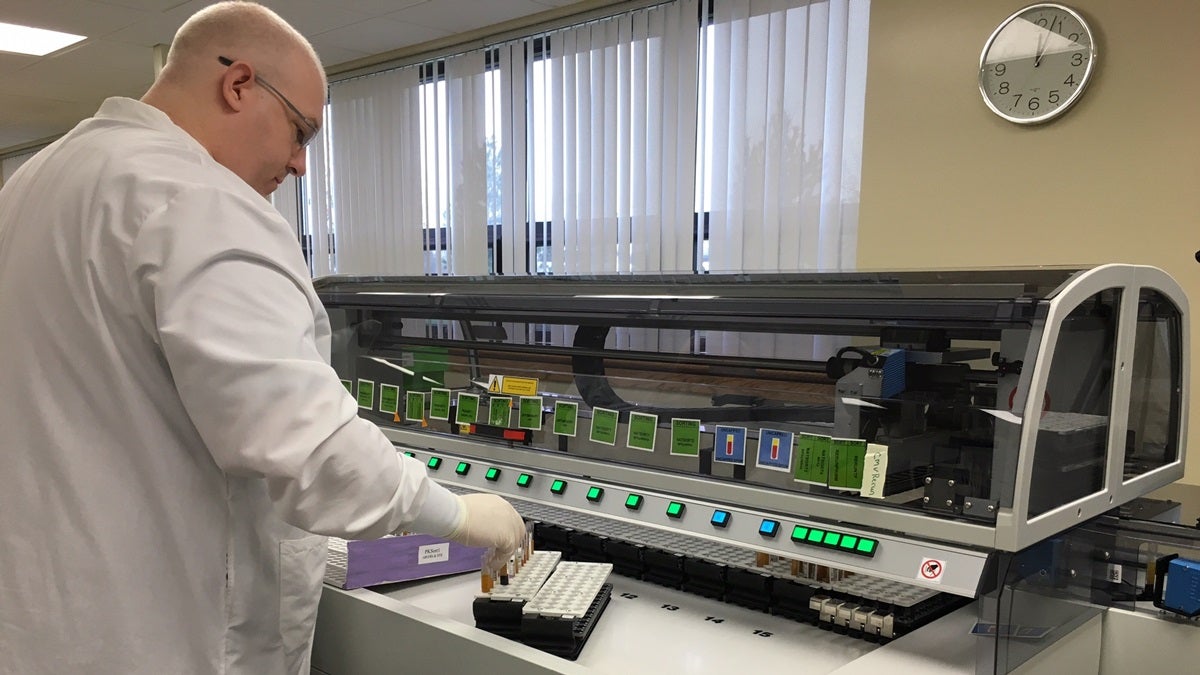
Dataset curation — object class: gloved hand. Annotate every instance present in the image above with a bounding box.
[444,493,527,572]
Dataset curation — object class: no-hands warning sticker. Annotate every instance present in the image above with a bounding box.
[918,558,945,584]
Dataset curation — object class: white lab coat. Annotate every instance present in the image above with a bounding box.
[0,98,461,674]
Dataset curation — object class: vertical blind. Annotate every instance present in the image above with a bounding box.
[299,0,869,279]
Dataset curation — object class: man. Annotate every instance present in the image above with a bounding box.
[0,2,526,673]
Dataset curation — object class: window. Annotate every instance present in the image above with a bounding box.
[301,0,869,279]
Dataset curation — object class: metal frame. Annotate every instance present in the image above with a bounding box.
[1004,264,1188,551]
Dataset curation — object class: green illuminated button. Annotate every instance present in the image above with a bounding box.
[586,486,604,502]
[666,502,685,519]
[550,479,567,495]
[806,528,825,544]
[516,473,533,488]
[404,451,416,457]
[625,494,643,511]
[839,535,859,551]
[822,531,841,547]
[455,461,470,476]
[426,457,442,470]
[856,538,877,556]
[791,525,810,542]
[485,467,501,482]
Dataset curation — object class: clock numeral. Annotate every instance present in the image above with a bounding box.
[1048,90,1060,104]
[1027,97,1040,112]
[994,63,1006,77]
[997,81,1009,95]
[1064,74,1076,87]
[1071,53,1085,67]
[1011,94,1023,109]
[1068,32,1081,43]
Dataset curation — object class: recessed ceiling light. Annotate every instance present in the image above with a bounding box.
[0,21,86,57]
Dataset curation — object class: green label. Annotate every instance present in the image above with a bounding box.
[670,418,700,456]
[626,412,658,452]
[356,379,375,410]
[341,379,354,395]
[456,393,480,425]
[828,438,867,489]
[589,407,619,446]
[405,391,425,422]
[553,401,579,437]
[518,396,543,430]
[793,434,830,484]
[488,397,511,427]
[429,388,451,420]
[379,384,400,414]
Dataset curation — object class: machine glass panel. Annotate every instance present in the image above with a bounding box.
[1122,288,1184,482]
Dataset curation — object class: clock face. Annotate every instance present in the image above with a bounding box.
[979,4,1096,124]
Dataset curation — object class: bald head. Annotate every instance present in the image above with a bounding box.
[142,1,327,196]
[159,1,325,90]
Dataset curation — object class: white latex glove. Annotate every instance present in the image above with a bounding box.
[445,493,526,572]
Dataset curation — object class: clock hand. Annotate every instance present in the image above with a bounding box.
[1034,27,1047,67]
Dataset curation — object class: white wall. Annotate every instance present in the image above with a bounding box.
[858,0,1200,484]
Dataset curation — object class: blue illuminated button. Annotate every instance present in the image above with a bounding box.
[759,519,780,538]
[711,510,731,528]
[516,473,533,488]
[550,479,567,495]
[791,525,810,542]
[455,461,470,476]
[666,502,685,519]
[485,467,501,482]
[586,486,604,502]
[426,457,442,470]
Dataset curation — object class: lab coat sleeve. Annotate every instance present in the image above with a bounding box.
[129,187,461,540]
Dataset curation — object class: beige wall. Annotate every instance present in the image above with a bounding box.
[858,1,1200,484]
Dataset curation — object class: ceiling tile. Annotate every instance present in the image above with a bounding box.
[0,0,151,39]
[254,0,373,37]
[316,0,427,17]
[314,17,450,57]
[308,42,373,70]
[92,0,196,10]
[43,40,158,77]
[0,52,38,77]
[387,0,553,34]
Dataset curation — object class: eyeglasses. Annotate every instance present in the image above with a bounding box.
[218,56,319,148]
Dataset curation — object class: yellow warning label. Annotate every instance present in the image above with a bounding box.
[501,376,539,397]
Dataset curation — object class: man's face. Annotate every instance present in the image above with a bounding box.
[239,59,324,197]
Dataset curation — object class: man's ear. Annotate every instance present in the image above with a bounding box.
[220,62,254,112]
